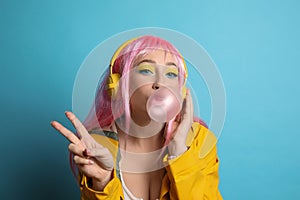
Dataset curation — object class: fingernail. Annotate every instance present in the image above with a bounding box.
[50,121,56,126]
[86,148,90,153]
[86,148,91,155]
[89,160,94,164]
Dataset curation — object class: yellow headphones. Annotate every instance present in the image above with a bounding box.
[106,38,137,98]
[106,37,188,99]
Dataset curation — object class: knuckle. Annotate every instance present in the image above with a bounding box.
[68,144,78,153]
[68,144,73,151]
[73,155,79,162]
[73,156,85,164]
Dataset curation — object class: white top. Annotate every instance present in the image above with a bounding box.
[120,172,160,200]
[120,171,144,200]
[114,123,160,200]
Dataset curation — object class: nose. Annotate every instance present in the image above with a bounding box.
[152,83,160,90]
[152,72,163,90]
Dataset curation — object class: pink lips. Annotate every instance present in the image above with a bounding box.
[146,87,182,122]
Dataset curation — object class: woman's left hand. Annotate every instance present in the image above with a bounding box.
[167,89,193,157]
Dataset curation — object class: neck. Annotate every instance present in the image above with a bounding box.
[118,127,166,173]
[117,123,165,152]
[115,113,165,137]
[115,115,167,173]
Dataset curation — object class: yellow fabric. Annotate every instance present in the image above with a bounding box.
[79,122,223,200]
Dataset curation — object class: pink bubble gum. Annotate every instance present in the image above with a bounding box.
[146,87,182,122]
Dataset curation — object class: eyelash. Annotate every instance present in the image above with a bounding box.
[165,72,178,79]
[138,69,154,75]
[139,70,178,79]
[137,65,178,79]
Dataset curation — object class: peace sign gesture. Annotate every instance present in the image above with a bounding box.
[51,111,114,190]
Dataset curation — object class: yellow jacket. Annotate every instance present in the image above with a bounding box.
[79,122,223,200]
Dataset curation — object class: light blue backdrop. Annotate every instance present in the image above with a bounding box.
[1,0,299,199]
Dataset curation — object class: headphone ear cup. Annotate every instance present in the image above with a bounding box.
[107,73,120,98]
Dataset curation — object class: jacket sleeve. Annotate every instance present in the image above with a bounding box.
[163,123,223,200]
[79,169,124,200]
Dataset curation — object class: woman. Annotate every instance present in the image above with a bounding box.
[51,35,222,200]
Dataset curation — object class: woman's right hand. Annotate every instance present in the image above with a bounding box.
[51,111,114,190]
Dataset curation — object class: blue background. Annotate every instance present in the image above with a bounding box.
[1,0,299,199]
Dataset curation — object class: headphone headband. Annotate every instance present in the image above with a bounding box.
[109,37,138,74]
[109,37,188,77]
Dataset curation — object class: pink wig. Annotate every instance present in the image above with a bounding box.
[83,35,207,137]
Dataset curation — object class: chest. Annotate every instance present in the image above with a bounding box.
[122,169,165,200]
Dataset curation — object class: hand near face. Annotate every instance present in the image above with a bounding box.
[167,89,194,157]
[51,111,114,190]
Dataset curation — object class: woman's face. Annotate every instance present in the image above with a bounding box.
[128,50,181,116]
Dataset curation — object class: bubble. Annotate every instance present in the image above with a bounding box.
[147,87,182,122]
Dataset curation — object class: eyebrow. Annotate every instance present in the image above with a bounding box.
[136,59,156,66]
[136,59,177,67]
[165,62,177,67]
